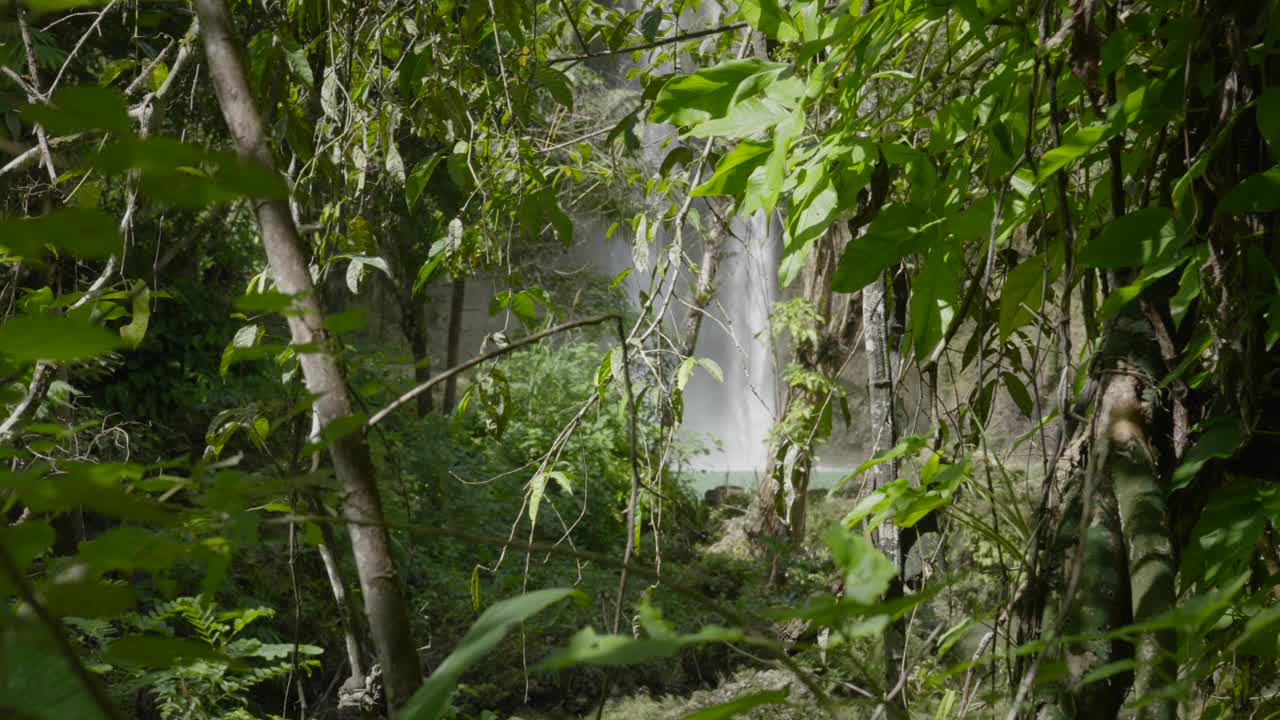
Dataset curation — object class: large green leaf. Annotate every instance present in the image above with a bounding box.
[1216,167,1280,215]
[536,625,741,671]
[0,626,110,720]
[831,205,938,292]
[397,588,584,720]
[824,525,896,604]
[737,0,799,41]
[21,86,131,136]
[1036,124,1108,182]
[0,209,121,260]
[692,141,771,198]
[998,249,1061,341]
[909,241,960,361]
[1078,208,1182,268]
[1170,418,1244,491]
[651,60,802,139]
[0,316,121,362]
[1255,87,1280,158]
[1179,479,1264,591]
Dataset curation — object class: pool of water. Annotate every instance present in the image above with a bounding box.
[681,468,853,497]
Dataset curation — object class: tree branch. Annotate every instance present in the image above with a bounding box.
[546,21,748,65]
[366,314,620,428]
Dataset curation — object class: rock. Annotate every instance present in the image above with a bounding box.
[704,484,750,510]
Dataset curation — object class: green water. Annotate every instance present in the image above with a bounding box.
[682,468,852,497]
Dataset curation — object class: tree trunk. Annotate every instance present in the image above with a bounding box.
[1100,313,1175,720]
[752,224,840,583]
[863,268,904,696]
[442,278,465,412]
[194,0,422,706]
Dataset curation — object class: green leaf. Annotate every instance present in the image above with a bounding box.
[282,37,314,88]
[909,243,960,362]
[1171,418,1245,491]
[832,205,938,292]
[998,251,1059,341]
[0,316,121,362]
[397,588,584,720]
[682,689,790,720]
[412,253,445,296]
[1255,88,1280,157]
[119,282,151,349]
[105,635,230,667]
[655,58,793,127]
[1217,167,1280,214]
[406,156,442,211]
[76,527,184,573]
[697,358,724,383]
[0,208,121,260]
[536,625,741,671]
[1078,208,1181,268]
[1036,124,1107,182]
[676,357,696,392]
[21,86,132,136]
[533,66,574,110]
[833,434,929,492]
[0,626,109,720]
[1179,479,1264,590]
[323,309,367,334]
[233,290,294,312]
[97,59,136,88]
[692,141,771,197]
[824,525,896,604]
[0,522,54,593]
[1001,371,1034,417]
[737,0,799,41]
[43,580,135,618]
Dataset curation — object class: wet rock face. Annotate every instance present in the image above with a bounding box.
[704,484,750,510]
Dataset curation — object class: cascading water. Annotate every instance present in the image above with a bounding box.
[568,1,783,479]
[677,212,781,472]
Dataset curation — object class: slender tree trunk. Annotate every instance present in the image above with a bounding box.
[863,269,904,695]
[752,225,840,583]
[442,278,465,412]
[194,0,422,706]
[307,413,368,703]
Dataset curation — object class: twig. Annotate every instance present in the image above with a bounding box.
[47,0,120,97]
[546,21,749,65]
[366,315,619,428]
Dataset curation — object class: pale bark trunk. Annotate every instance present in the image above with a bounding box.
[442,279,465,412]
[863,269,904,695]
[194,0,422,706]
[308,414,367,692]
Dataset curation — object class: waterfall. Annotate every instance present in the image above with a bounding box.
[677,211,781,471]
[566,1,782,474]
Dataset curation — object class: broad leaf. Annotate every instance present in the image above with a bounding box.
[397,588,584,720]
[832,205,938,292]
[1217,167,1280,214]
[0,316,121,362]
[0,209,121,260]
[1078,208,1181,268]
[737,0,799,41]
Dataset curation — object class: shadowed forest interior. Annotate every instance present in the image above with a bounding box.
[2,0,1280,718]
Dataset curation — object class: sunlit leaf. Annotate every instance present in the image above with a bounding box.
[397,588,584,720]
